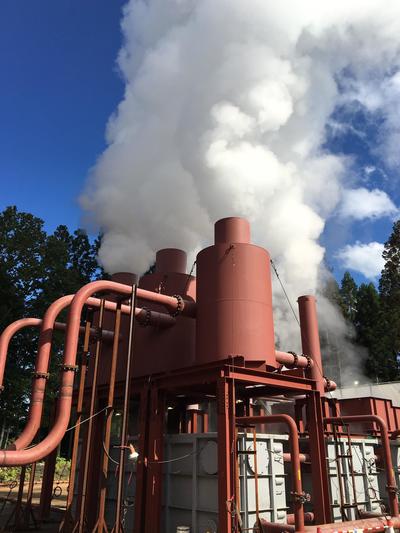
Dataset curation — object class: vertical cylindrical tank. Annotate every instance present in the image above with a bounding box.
[195,217,277,369]
[297,295,325,396]
[134,248,196,376]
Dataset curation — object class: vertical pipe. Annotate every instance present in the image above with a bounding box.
[96,301,122,530]
[114,284,137,531]
[60,311,92,530]
[306,392,332,524]
[298,295,325,396]
[78,301,106,532]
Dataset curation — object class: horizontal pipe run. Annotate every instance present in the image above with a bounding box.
[283,453,310,463]
[275,350,313,369]
[257,519,295,533]
[260,517,400,533]
[236,414,305,532]
[3,286,177,451]
[274,351,336,391]
[324,415,399,518]
[303,516,400,533]
[0,302,174,391]
[287,512,314,525]
[0,280,188,464]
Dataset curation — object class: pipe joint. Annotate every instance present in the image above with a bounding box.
[60,364,79,373]
[138,308,152,327]
[170,294,184,317]
[286,351,299,368]
[291,491,311,505]
[32,371,50,380]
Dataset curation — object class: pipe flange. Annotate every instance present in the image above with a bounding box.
[32,371,50,380]
[90,326,102,342]
[170,294,183,317]
[386,484,400,495]
[291,491,311,504]
[287,351,299,368]
[61,364,79,373]
[139,307,152,327]
[303,354,312,369]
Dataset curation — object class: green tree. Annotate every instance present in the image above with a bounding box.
[0,206,104,442]
[354,283,385,381]
[339,271,358,322]
[378,220,400,381]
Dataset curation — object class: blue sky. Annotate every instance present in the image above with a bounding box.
[0,0,125,232]
[1,1,399,287]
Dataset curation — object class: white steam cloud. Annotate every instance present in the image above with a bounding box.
[81,0,400,379]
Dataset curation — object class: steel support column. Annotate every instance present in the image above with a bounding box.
[306,391,331,524]
[217,378,236,533]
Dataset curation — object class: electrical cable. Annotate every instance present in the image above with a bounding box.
[270,259,300,327]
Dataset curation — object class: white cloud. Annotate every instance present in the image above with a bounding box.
[336,241,385,279]
[80,0,400,350]
[339,188,398,220]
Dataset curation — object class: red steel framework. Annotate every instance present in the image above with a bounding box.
[0,217,399,533]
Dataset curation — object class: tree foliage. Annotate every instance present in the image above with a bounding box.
[0,206,104,442]
[330,220,400,383]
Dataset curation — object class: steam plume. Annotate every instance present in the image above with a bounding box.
[81,0,400,380]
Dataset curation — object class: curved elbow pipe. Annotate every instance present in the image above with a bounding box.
[0,304,173,394]
[236,413,305,532]
[0,318,42,391]
[4,293,176,451]
[0,280,187,465]
[324,415,399,517]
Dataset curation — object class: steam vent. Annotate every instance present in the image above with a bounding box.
[1,216,400,533]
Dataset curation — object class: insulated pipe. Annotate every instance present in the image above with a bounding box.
[0,280,191,465]
[324,415,399,517]
[287,512,314,525]
[298,295,325,396]
[303,517,400,533]
[273,352,336,391]
[275,350,313,369]
[259,517,400,533]
[283,453,310,463]
[236,414,305,532]
[257,520,295,533]
[0,301,175,390]
[6,292,176,451]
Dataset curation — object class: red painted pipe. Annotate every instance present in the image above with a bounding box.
[257,519,295,533]
[0,300,174,394]
[275,351,313,369]
[5,293,176,451]
[325,415,399,517]
[298,295,325,396]
[236,414,305,532]
[274,351,335,392]
[303,516,400,533]
[283,453,310,463]
[287,512,314,525]
[259,516,400,533]
[0,280,190,465]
